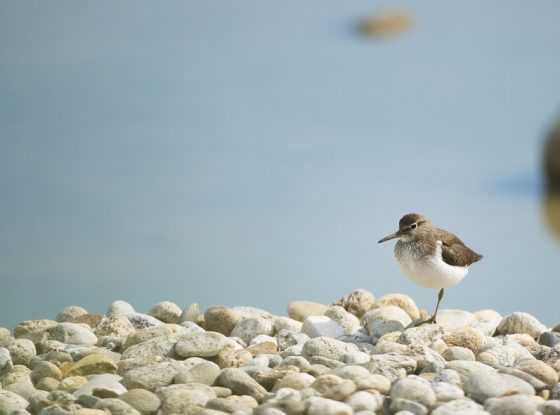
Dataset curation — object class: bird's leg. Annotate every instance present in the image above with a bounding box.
[426,288,444,324]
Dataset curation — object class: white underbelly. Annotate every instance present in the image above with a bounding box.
[397,241,468,289]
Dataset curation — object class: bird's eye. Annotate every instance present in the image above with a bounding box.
[411,223,417,229]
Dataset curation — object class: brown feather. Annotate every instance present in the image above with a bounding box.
[434,228,483,267]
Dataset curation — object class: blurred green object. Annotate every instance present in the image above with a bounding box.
[542,192,560,241]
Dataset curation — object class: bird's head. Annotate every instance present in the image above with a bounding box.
[378,213,430,243]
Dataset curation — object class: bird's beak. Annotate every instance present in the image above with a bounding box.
[378,230,401,243]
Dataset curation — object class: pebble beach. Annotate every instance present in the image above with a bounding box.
[1,289,559,415]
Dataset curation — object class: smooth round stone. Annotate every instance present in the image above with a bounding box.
[174,360,221,385]
[302,316,345,339]
[435,309,475,331]
[375,293,419,320]
[390,377,436,408]
[464,370,535,403]
[31,361,62,382]
[273,372,315,391]
[94,315,135,337]
[157,384,216,412]
[0,347,13,374]
[66,353,118,376]
[123,325,187,348]
[48,323,97,346]
[345,391,383,412]
[363,306,411,339]
[307,396,353,415]
[334,289,376,318]
[107,300,136,316]
[148,301,182,324]
[516,358,559,386]
[126,313,163,329]
[477,342,534,368]
[175,332,227,358]
[442,327,485,353]
[277,330,309,351]
[94,398,140,415]
[0,390,29,413]
[121,362,178,391]
[73,374,127,398]
[119,389,161,415]
[122,335,177,360]
[273,317,303,333]
[231,317,274,344]
[540,400,560,415]
[389,398,428,415]
[538,331,560,347]
[7,339,36,366]
[496,312,547,338]
[36,377,60,392]
[333,366,391,393]
[442,346,475,361]
[324,306,361,334]
[215,368,268,402]
[431,381,464,402]
[204,306,241,336]
[288,301,328,322]
[484,394,543,415]
[56,306,89,323]
[302,337,360,362]
[14,320,58,343]
[399,324,444,346]
[311,374,356,400]
[59,376,88,393]
[367,353,417,382]
[432,399,485,415]
[206,396,256,413]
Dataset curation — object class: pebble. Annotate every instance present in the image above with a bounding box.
[48,323,97,346]
[147,301,182,324]
[215,368,268,402]
[442,346,475,361]
[324,306,361,334]
[375,293,419,320]
[302,316,345,338]
[390,376,436,408]
[363,306,412,339]
[496,312,547,338]
[307,396,353,415]
[302,337,360,362]
[334,289,376,318]
[1,294,557,415]
[56,306,89,323]
[345,391,383,412]
[204,306,241,336]
[119,389,161,415]
[231,317,274,344]
[0,390,29,413]
[175,331,227,358]
[65,353,118,377]
[432,398,486,415]
[74,374,127,398]
[484,394,543,415]
[287,301,328,322]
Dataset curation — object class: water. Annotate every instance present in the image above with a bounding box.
[1,1,560,327]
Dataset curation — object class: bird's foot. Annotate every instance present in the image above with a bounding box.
[404,316,437,329]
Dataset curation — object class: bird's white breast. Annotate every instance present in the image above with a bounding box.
[395,240,468,289]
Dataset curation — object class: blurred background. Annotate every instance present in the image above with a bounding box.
[1,1,560,327]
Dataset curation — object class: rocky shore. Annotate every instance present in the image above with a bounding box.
[1,289,559,415]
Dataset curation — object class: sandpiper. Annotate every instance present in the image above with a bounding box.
[378,213,483,325]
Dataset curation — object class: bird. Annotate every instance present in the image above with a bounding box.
[378,213,483,325]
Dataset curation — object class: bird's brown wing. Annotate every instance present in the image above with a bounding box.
[435,228,483,267]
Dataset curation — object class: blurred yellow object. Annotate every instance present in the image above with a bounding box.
[358,9,414,38]
[542,191,560,241]
[544,120,560,192]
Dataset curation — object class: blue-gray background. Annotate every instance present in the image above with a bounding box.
[2,1,559,327]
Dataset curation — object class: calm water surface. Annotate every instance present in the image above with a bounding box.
[1,1,560,327]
